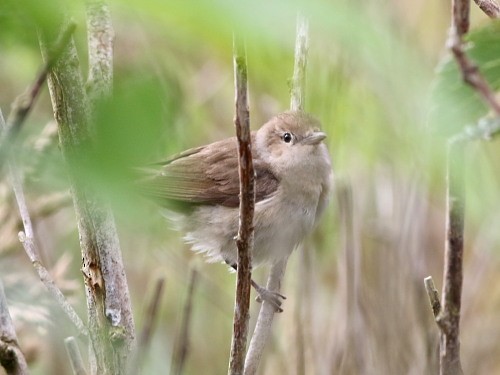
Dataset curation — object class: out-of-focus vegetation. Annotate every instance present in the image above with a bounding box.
[2,0,500,374]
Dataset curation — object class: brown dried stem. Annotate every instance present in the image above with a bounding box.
[436,140,465,375]
[128,276,165,375]
[425,143,465,375]
[425,1,495,373]
[228,34,254,375]
[473,0,500,17]
[448,0,500,116]
[171,268,198,375]
[0,280,29,375]
[424,276,442,319]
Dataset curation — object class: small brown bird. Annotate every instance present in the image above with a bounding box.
[140,111,332,310]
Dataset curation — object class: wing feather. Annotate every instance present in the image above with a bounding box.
[138,134,279,209]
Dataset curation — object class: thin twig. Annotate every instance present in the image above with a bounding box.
[138,277,165,356]
[171,268,198,375]
[18,232,88,337]
[0,109,88,337]
[0,280,29,375]
[424,276,442,318]
[0,21,76,171]
[127,276,166,375]
[473,0,500,17]
[228,34,254,375]
[448,0,500,116]
[64,337,88,375]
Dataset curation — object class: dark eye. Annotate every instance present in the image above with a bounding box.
[283,132,293,143]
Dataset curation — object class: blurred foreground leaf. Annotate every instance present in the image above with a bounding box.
[429,20,500,137]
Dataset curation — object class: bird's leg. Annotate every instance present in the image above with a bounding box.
[227,262,286,313]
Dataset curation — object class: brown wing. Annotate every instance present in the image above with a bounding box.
[138,135,279,209]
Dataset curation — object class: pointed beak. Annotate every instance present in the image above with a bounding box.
[301,131,326,145]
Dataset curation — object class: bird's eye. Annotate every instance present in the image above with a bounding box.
[283,132,293,143]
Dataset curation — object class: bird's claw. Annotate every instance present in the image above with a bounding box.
[252,283,286,313]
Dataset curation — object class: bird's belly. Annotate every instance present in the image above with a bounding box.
[252,193,318,266]
[181,188,320,267]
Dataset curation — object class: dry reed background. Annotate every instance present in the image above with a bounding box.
[2,0,500,374]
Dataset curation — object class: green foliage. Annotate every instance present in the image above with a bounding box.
[429,20,500,137]
[4,0,500,374]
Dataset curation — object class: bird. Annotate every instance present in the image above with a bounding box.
[138,110,332,311]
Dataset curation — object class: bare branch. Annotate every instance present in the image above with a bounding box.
[424,276,442,318]
[40,14,135,374]
[437,140,465,375]
[0,109,88,337]
[65,337,88,375]
[473,0,500,18]
[0,280,29,375]
[228,34,254,375]
[428,2,500,373]
[448,0,500,116]
[0,22,76,171]
[171,268,198,375]
[19,232,89,337]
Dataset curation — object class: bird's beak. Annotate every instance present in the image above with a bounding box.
[301,131,326,145]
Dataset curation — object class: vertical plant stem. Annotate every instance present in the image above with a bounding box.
[245,13,310,375]
[171,268,198,375]
[291,13,309,375]
[127,277,165,375]
[84,3,136,368]
[244,259,288,375]
[40,15,134,374]
[86,0,114,103]
[290,14,309,112]
[228,34,254,375]
[438,141,465,375]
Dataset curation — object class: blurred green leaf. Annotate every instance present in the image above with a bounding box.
[429,20,500,137]
[84,73,175,198]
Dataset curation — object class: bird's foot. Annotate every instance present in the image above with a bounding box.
[251,280,286,313]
